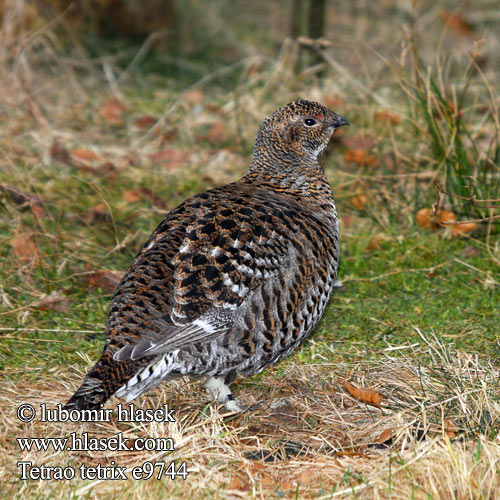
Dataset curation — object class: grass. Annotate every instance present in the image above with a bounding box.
[331,232,499,356]
[1,0,499,498]
[1,342,499,498]
[406,51,500,220]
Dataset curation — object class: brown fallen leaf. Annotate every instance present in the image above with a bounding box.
[351,194,368,210]
[440,10,474,38]
[375,110,401,124]
[248,461,265,473]
[150,149,189,170]
[416,208,456,230]
[10,233,39,264]
[51,142,103,174]
[100,98,127,126]
[31,204,46,218]
[227,476,250,492]
[438,210,457,224]
[139,187,165,207]
[85,269,124,293]
[365,237,381,252]
[344,148,379,167]
[444,419,457,438]
[374,428,392,444]
[205,121,227,144]
[436,210,457,227]
[205,103,223,114]
[344,381,382,408]
[71,148,99,162]
[416,208,433,228]
[123,187,166,208]
[123,190,142,203]
[50,140,72,166]
[162,128,179,142]
[99,161,118,179]
[1,184,46,217]
[33,290,71,313]
[452,221,477,237]
[84,203,111,224]
[135,115,156,128]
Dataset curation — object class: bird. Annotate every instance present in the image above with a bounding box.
[65,99,349,413]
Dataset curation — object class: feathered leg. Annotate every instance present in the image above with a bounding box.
[204,375,243,412]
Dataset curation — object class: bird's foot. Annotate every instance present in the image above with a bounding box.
[204,376,246,413]
[223,395,245,413]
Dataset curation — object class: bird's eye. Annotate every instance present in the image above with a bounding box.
[304,118,317,126]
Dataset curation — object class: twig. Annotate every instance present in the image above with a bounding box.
[342,259,454,282]
[102,61,125,100]
[0,327,98,334]
[383,343,420,352]
[453,258,500,285]
[0,335,64,342]
[343,257,498,285]
[433,181,500,224]
[437,178,500,205]
[118,30,169,82]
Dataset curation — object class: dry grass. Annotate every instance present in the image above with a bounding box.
[1,331,499,499]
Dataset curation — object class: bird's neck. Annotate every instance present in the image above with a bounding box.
[243,144,332,200]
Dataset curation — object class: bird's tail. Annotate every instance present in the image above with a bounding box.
[64,376,107,410]
[64,351,143,411]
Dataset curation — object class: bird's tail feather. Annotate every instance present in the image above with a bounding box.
[64,349,152,411]
[64,377,107,410]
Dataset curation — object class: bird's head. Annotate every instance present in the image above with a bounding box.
[255,100,349,162]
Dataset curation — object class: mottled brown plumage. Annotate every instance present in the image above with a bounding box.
[65,100,348,412]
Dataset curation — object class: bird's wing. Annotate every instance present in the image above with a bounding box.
[112,309,233,360]
[112,185,297,361]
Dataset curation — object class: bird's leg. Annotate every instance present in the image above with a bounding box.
[204,376,243,412]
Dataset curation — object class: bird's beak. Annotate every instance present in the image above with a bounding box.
[328,115,349,128]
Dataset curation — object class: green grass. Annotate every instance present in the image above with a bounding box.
[1,66,499,372]
[1,201,498,379]
[2,86,498,379]
[329,232,499,355]
[408,54,500,221]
